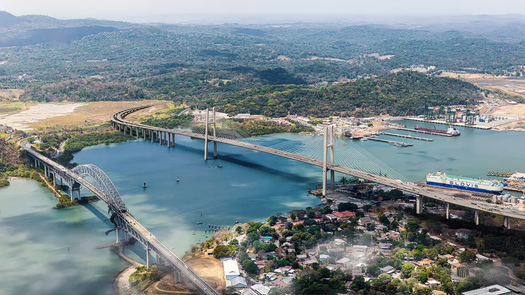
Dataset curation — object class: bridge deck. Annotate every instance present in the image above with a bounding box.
[111,106,525,220]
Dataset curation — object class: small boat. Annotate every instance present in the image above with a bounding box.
[177,176,180,182]
[217,165,223,168]
[192,231,195,235]
[196,222,203,225]
[143,182,147,188]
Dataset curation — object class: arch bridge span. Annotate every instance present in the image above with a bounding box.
[22,143,219,295]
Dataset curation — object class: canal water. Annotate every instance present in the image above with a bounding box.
[0,121,523,294]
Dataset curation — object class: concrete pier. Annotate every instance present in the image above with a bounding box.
[416,195,423,214]
[146,247,151,268]
[474,210,480,225]
[446,203,450,219]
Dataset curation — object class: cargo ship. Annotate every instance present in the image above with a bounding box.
[426,172,503,194]
[415,125,460,136]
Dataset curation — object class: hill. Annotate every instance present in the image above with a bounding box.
[0,11,25,28]
[197,71,482,117]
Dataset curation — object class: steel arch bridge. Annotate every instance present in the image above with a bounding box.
[23,145,219,295]
[71,164,129,215]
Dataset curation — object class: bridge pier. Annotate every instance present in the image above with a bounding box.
[416,195,423,214]
[204,108,209,161]
[171,133,175,147]
[474,210,480,225]
[136,127,139,139]
[168,132,171,147]
[446,203,450,219]
[146,247,151,268]
[159,131,162,145]
[322,126,335,196]
[173,269,182,284]
[504,216,511,229]
[116,228,120,243]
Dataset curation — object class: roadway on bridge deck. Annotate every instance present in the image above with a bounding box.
[22,143,219,295]
[112,106,525,221]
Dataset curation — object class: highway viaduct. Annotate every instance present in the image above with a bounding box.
[111,106,525,229]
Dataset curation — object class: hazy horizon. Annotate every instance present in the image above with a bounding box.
[2,0,525,24]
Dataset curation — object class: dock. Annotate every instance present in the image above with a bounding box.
[378,132,433,142]
[405,118,493,130]
[368,137,413,146]
[394,127,453,137]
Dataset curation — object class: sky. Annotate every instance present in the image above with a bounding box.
[2,0,525,23]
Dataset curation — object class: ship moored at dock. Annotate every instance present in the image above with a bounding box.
[426,171,504,194]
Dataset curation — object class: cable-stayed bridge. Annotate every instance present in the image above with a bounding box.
[112,106,525,227]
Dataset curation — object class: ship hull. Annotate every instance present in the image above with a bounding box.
[426,181,503,194]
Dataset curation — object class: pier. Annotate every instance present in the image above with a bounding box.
[405,118,493,130]
[394,127,453,137]
[367,137,413,146]
[378,131,433,142]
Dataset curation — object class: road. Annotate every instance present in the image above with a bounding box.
[112,106,525,221]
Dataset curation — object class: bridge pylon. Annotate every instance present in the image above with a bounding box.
[204,107,218,160]
[322,125,335,197]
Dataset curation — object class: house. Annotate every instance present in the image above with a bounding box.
[325,214,339,221]
[461,284,511,295]
[319,254,330,262]
[251,284,270,295]
[358,216,373,226]
[456,229,473,240]
[333,211,355,219]
[228,277,247,288]
[415,259,434,267]
[297,254,307,261]
[426,278,441,288]
[380,266,395,274]
[271,279,288,287]
[438,254,454,261]
[248,253,257,261]
[223,259,240,280]
[476,254,493,263]
[334,239,346,246]
[261,236,273,243]
[266,272,277,281]
[378,243,393,254]
[336,257,352,269]
[353,245,368,254]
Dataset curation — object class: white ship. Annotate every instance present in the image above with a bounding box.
[426,172,503,194]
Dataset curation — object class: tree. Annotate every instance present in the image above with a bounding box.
[458,250,477,264]
[468,235,477,248]
[417,270,429,283]
[456,277,481,294]
[338,202,358,212]
[235,226,243,235]
[401,263,415,278]
[242,260,258,275]
[351,275,369,291]
[367,264,381,277]
[290,213,296,221]
[229,239,239,246]
[149,265,162,281]
[267,215,277,226]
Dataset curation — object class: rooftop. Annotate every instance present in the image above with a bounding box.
[462,285,511,295]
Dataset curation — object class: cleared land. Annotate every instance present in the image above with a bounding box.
[0,103,83,131]
[491,104,525,131]
[469,78,525,97]
[24,101,169,132]
[0,89,24,101]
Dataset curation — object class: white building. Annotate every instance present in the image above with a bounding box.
[228,277,247,288]
[251,284,270,295]
[462,284,511,295]
[223,259,241,280]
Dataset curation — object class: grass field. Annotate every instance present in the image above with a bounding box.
[0,101,26,114]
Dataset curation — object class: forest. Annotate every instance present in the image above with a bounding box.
[196,71,482,117]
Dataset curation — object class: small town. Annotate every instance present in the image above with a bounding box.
[177,181,525,295]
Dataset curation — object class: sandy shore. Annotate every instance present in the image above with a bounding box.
[0,103,83,131]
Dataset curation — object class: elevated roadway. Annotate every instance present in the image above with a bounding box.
[111,106,525,224]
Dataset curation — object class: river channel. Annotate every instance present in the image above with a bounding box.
[0,120,523,294]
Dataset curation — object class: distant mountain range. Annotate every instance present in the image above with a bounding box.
[0,11,140,47]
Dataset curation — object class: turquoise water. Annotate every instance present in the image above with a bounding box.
[1,123,524,294]
[0,179,126,295]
